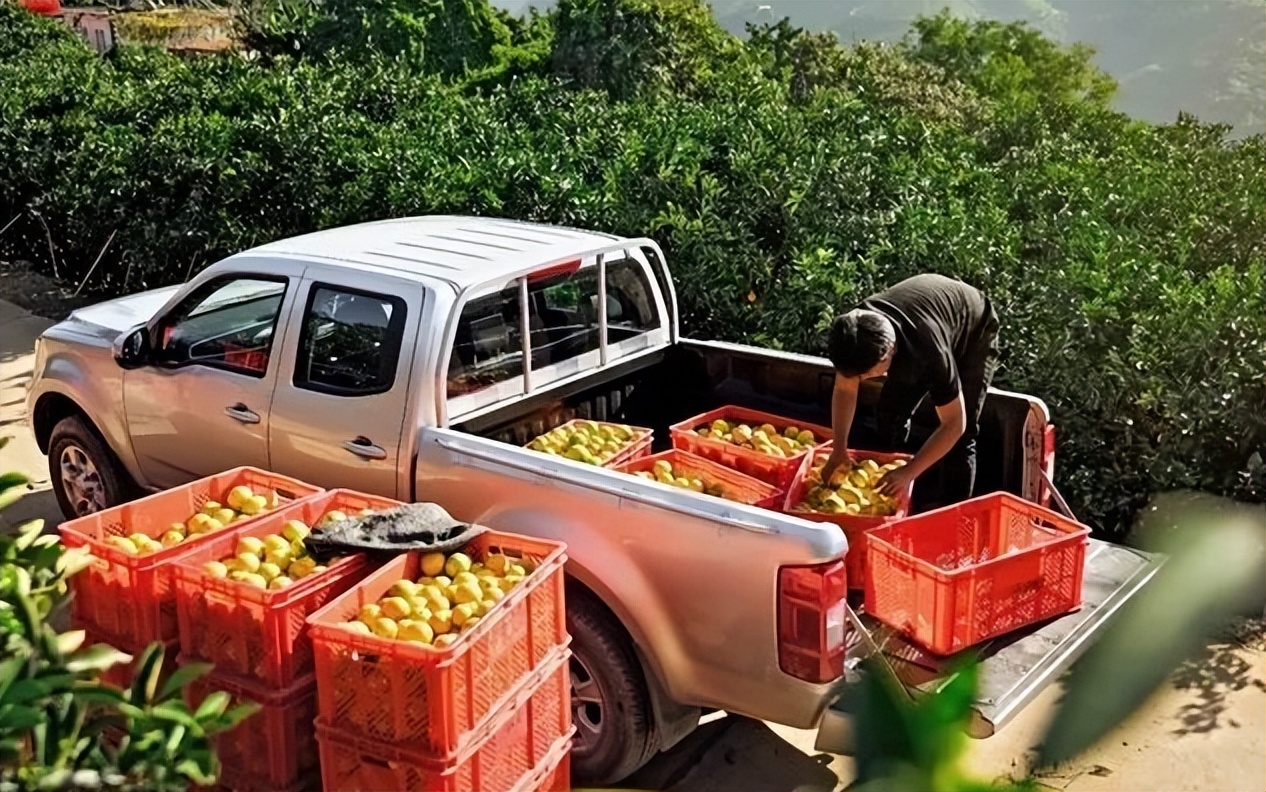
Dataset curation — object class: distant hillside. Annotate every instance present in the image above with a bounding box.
[492,0,1265,136]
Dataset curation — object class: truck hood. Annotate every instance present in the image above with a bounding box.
[66,286,182,335]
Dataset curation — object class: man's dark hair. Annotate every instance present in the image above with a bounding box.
[827,309,895,376]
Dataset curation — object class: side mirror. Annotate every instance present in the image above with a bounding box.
[113,325,151,369]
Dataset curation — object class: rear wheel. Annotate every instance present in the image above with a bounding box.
[567,592,659,785]
[48,415,130,520]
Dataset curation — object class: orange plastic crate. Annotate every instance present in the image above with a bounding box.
[184,668,320,792]
[315,651,574,792]
[60,468,322,649]
[782,443,914,590]
[525,419,653,468]
[172,489,400,688]
[865,492,1091,655]
[614,448,783,508]
[669,406,831,490]
[307,530,569,756]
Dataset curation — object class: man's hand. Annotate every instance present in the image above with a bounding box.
[877,463,918,497]
[820,447,852,484]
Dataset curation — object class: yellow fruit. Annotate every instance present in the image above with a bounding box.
[484,554,509,576]
[379,596,412,621]
[232,572,268,589]
[445,585,460,603]
[226,485,254,511]
[434,576,452,589]
[106,536,137,555]
[358,604,382,624]
[268,576,293,590]
[235,553,262,573]
[265,548,293,568]
[127,533,153,552]
[652,459,673,478]
[453,580,482,606]
[398,620,435,644]
[203,560,229,578]
[498,576,523,593]
[240,495,268,516]
[263,534,290,554]
[203,517,226,532]
[428,610,453,635]
[201,501,222,516]
[796,430,815,445]
[288,557,317,578]
[406,597,432,622]
[452,602,479,627]
[370,617,399,639]
[168,522,188,536]
[186,513,213,534]
[484,586,505,604]
[444,553,473,578]
[477,575,500,593]
[236,536,265,558]
[341,620,372,635]
[311,564,328,575]
[420,585,449,611]
[159,530,185,548]
[258,562,283,582]
[433,634,458,649]
[282,520,310,543]
[213,508,237,526]
[388,580,419,599]
[452,571,478,587]
[460,616,481,633]
[420,552,446,578]
[508,564,526,578]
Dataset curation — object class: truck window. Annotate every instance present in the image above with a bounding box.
[293,285,407,396]
[153,276,287,377]
[446,255,666,409]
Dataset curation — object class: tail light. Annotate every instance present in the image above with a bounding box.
[777,560,848,683]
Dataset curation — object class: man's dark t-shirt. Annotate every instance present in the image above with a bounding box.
[858,274,990,407]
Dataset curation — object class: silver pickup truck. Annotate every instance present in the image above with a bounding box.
[26,216,1159,783]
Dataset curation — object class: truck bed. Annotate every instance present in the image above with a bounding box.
[454,339,1040,512]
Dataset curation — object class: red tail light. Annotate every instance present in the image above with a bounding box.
[777,560,848,683]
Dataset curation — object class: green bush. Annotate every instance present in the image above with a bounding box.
[0,1,1262,536]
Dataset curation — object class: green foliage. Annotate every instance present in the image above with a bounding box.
[0,451,259,791]
[0,0,1263,535]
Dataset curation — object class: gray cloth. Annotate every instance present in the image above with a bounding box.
[305,502,487,562]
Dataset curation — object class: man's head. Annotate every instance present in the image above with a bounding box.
[827,309,896,379]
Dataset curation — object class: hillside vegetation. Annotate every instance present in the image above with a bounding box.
[1,0,1263,535]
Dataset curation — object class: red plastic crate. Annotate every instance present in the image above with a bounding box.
[172,489,400,688]
[669,406,831,490]
[525,419,653,468]
[865,492,1091,655]
[783,443,914,590]
[184,668,319,792]
[614,448,783,508]
[520,738,571,792]
[315,651,573,792]
[60,468,322,649]
[307,530,569,755]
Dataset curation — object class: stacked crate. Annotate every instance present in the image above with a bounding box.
[57,467,322,671]
[171,489,401,792]
[307,530,573,792]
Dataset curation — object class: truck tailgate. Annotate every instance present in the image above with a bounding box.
[818,538,1163,747]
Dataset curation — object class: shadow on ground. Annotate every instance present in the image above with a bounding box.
[1170,622,1266,736]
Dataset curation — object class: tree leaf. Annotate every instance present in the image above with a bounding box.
[66,644,133,675]
[192,690,229,721]
[160,661,211,702]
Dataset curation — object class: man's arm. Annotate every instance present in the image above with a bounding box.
[878,393,966,495]
[821,373,858,482]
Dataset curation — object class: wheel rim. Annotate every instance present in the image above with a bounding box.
[570,653,604,755]
[59,444,106,517]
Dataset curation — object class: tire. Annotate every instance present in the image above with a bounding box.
[567,591,659,785]
[48,415,131,520]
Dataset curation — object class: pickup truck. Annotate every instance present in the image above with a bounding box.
[26,216,1160,784]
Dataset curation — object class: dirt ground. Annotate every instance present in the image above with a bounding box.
[1,278,1262,792]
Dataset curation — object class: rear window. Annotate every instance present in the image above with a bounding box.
[445,257,664,404]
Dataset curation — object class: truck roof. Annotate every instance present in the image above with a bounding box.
[246,215,626,289]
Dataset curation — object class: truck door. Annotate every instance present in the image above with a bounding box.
[123,265,303,489]
[266,273,424,499]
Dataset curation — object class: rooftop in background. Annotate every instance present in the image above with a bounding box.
[244,216,626,289]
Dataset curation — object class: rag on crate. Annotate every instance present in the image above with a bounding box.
[305,502,488,562]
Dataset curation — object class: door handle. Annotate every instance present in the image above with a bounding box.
[224,403,260,424]
[343,436,387,460]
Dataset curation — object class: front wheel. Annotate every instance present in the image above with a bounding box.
[48,415,130,520]
[567,592,659,785]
